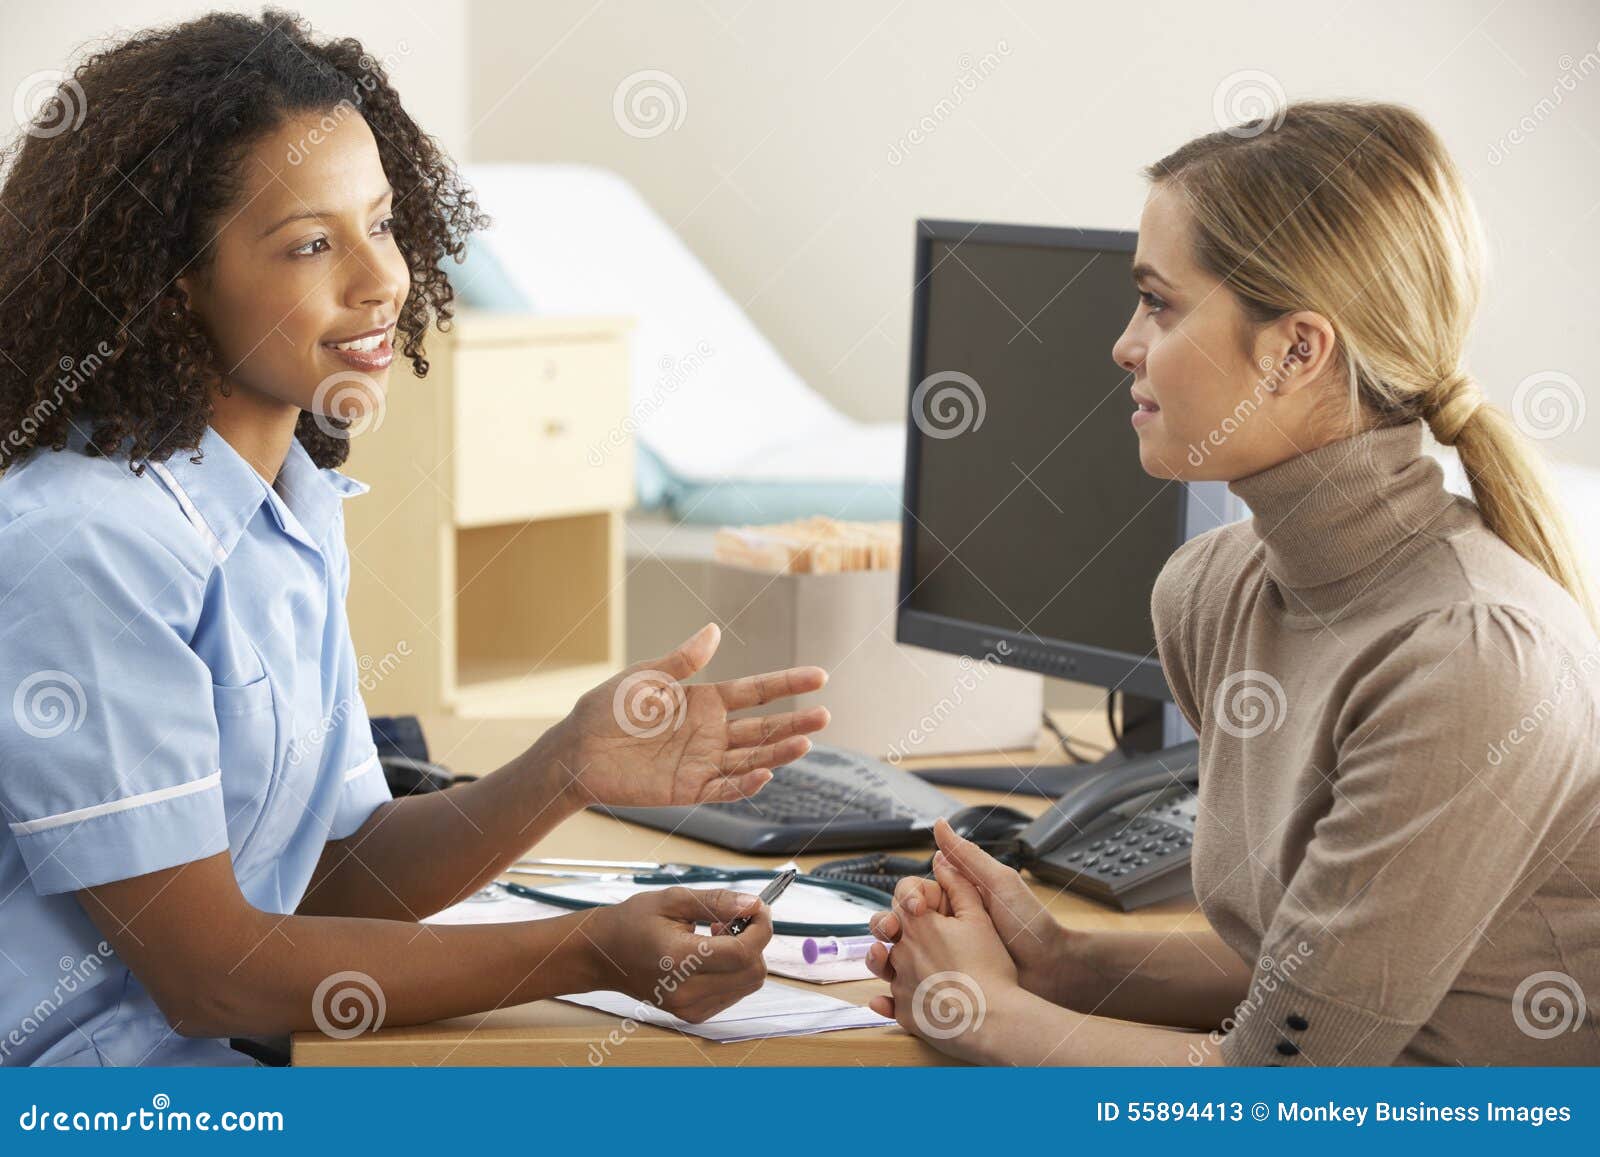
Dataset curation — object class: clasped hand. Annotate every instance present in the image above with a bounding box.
[864,818,1075,1062]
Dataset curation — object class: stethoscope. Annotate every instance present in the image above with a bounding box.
[480,857,893,937]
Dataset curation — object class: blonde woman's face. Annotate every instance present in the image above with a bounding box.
[1112,185,1325,482]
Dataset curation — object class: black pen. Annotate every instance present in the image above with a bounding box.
[727,868,796,936]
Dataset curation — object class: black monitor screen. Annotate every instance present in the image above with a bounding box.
[903,233,1183,662]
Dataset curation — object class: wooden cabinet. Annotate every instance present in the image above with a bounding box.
[342,312,633,719]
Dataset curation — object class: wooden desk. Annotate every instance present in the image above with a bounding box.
[292,714,1207,1066]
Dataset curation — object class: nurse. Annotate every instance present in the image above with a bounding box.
[0,12,827,1066]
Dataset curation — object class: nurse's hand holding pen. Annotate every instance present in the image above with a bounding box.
[585,886,775,1022]
[78,623,823,1046]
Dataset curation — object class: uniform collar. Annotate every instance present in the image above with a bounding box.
[146,425,368,561]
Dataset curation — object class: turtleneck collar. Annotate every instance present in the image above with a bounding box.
[1228,420,1462,615]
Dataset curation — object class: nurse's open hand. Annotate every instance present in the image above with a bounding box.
[558,623,830,808]
[585,886,772,1022]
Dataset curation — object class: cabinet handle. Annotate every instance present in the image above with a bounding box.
[543,419,567,437]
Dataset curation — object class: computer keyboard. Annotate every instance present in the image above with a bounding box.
[594,744,964,855]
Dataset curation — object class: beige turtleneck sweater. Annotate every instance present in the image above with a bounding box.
[1152,420,1600,1066]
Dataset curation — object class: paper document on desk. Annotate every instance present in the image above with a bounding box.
[558,983,890,1043]
[424,888,888,1040]
[424,875,879,983]
[423,889,570,925]
[523,873,879,926]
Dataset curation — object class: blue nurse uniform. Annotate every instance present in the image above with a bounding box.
[0,424,393,1066]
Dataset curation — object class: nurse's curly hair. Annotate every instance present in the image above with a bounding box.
[0,7,486,470]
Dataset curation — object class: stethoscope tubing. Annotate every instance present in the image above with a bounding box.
[496,867,891,938]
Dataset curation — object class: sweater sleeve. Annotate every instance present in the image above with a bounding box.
[1151,528,1226,732]
[1220,603,1600,1066]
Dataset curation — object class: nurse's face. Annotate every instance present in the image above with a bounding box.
[177,107,411,430]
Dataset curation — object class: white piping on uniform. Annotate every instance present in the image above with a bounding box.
[147,461,230,564]
[8,771,223,836]
[342,750,382,783]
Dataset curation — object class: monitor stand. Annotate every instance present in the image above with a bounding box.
[909,691,1166,797]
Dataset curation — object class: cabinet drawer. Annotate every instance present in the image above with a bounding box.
[453,338,632,526]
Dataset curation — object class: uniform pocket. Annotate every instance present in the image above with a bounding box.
[212,673,274,717]
[213,674,282,870]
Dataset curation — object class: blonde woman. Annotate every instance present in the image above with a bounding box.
[866,100,1600,1066]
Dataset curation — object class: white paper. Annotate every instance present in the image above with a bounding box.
[423,886,889,1039]
[422,890,570,925]
[558,985,890,1043]
[526,876,881,930]
[424,880,881,984]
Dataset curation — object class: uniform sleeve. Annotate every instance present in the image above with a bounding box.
[322,508,391,841]
[1220,603,1600,1066]
[0,508,228,894]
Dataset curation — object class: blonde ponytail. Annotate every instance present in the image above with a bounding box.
[1426,380,1596,627]
[1147,100,1596,629]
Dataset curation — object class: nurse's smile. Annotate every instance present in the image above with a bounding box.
[0,12,830,1068]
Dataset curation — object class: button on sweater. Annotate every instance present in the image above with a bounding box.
[1152,420,1600,1065]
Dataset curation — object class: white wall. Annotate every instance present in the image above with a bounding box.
[1,1,467,162]
[465,0,1600,468]
[7,2,1597,466]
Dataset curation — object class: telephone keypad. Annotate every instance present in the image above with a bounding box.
[1057,812,1193,884]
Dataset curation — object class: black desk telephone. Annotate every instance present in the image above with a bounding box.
[811,740,1202,912]
[1012,740,1200,910]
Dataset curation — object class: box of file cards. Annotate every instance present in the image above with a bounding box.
[703,517,1041,760]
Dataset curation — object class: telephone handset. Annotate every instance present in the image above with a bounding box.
[1017,740,1201,911]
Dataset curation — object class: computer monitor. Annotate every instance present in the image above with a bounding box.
[895,219,1237,794]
